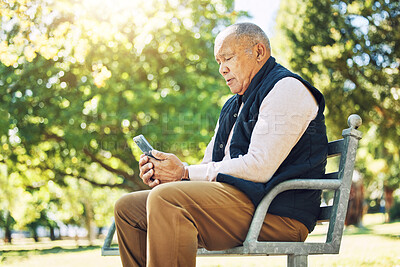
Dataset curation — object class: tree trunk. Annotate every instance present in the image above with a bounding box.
[4,211,13,243]
[345,180,365,227]
[384,186,394,223]
[97,226,103,239]
[32,227,39,242]
[83,200,95,245]
[49,226,56,241]
[4,226,12,243]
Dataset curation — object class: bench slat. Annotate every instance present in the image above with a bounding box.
[318,206,333,221]
[327,139,344,158]
[324,172,339,179]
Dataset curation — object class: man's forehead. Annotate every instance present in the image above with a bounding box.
[215,27,236,43]
[214,33,236,57]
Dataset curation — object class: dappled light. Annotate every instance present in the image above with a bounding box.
[0,0,242,247]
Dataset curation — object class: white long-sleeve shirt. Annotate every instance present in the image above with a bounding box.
[187,77,318,183]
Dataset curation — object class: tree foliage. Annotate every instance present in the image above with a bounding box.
[275,0,400,192]
[0,0,242,236]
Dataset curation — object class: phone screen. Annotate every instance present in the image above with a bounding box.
[133,134,154,157]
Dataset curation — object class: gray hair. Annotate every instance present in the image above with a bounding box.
[225,22,271,51]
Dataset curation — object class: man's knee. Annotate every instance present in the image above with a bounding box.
[147,183,186,210]
[114,191,148,218]
[114,194,131,217]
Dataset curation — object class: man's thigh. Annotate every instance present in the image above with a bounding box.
[148,181,255,250]
[259,213,309,242]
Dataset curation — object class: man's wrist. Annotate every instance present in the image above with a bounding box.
[181,166,190,181]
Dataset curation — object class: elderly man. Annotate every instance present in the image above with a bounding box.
[114,23,327,267]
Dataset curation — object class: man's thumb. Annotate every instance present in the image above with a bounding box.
[151,150,167,160]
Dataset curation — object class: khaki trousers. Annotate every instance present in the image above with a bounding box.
[114,181,308,267]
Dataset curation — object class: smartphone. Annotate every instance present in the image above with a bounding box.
[133,134,155,158]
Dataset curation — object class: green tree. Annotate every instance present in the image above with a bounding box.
[1,0,245,236]
[275,0,399,219]
[1,0,241,191]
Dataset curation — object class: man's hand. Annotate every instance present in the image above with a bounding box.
[148,150,185,183]
[139,154,160,188]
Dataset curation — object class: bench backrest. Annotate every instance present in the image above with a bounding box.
[237,114,363,256]
[316,139,345,222]
[320,115,363,247]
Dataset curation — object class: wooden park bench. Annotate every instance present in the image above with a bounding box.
[102,114,363,267]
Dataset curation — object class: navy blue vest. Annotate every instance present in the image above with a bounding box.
[213,57,328,232]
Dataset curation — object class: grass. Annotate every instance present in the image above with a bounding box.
[1,214,399,267]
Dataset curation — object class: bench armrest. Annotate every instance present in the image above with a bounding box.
[244,178,341,247]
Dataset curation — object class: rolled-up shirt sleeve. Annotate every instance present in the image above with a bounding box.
[187,77,318,183]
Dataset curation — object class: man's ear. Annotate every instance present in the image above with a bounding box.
[254,43,269,62]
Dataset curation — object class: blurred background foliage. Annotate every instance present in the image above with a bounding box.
[0,0,399,243]
[0,0,242,242]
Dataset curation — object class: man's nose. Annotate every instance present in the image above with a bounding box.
[219,63,229,75]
